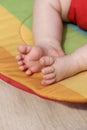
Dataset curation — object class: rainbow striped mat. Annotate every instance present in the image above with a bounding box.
[0,0,87,103]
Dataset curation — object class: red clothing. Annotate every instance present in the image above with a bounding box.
[68,0,87,30]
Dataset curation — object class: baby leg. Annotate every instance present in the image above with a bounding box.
[16,0,65,74]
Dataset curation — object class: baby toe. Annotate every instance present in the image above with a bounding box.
[42,66,55,74]
[26,69,33,75]
[16,55,22,61]
[16,54,25,61]
[19,65,27,71]
[18,44,32,54]
[18,44,27,54]
[41,78,56,86]
[18,61,24,66]
[40,56,54,67]
[43,72,56,80]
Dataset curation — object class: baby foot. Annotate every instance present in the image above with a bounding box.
[40,44,87,85]
[40,56,76,85]
[16,44,64,75]
[16,44,44,75]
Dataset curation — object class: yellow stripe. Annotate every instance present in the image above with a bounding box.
[60,73,87,98]
[0,5,34,56]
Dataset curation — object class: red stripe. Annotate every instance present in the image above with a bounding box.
[0,73,86,103]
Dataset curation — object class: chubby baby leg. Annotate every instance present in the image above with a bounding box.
[16,0,65,74]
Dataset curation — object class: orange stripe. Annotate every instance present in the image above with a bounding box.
[0,47,87,103]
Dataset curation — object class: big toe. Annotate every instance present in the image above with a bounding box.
[40,56,55,67]
[18,44,32,54]
[41,78,56,86]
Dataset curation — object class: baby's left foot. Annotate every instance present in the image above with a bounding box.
[40,56,79,85]
[40,44,87,85]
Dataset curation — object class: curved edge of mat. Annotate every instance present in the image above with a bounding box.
[0,73,87,104]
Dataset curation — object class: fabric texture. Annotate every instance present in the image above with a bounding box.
[0,0,87,103]
[68,0,87,30]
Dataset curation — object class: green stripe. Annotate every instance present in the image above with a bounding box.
[63,24,87,54]
[0,0,34,30]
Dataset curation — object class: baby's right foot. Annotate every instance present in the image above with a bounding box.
[16,44,64,75]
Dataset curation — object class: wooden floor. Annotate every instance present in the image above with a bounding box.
[0,79,87,130]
